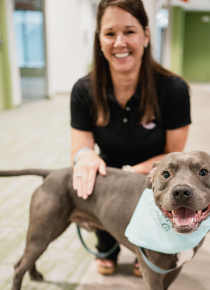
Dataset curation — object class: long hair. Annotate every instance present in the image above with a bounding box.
[91,0,176,126]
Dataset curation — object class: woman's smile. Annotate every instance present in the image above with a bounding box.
[114,52,131,59]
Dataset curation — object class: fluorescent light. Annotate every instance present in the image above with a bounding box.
[202,16,210,23]
[161,18,168,25]
[156,13,163,19]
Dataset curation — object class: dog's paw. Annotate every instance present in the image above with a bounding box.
[29,270,44,281]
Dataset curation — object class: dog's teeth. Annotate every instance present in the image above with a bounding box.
[172,210,175,216]
[197,210,202,216]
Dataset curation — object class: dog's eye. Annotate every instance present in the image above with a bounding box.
[162,171,170,179]
[199,169,208,177]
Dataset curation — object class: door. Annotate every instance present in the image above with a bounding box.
[14,0,47,100]
[183,12,210,82]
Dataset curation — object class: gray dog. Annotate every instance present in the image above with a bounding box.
[1,151,210,290]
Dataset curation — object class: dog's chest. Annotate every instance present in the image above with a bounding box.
[176,248,195,267]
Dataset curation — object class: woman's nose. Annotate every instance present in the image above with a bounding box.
[114,34,126,47]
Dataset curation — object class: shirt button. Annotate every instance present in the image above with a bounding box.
[123,118,128,123]
[125,106,131,111]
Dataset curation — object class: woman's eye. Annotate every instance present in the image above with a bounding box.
[199,169,208,177]
[126,30,134,34]
[162,171,170,179]
[106,32,114,36]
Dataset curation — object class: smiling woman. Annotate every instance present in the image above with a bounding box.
[70,0,191,277]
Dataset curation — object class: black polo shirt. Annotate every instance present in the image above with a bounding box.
[70,74,191,168]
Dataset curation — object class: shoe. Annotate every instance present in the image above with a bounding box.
[133,259,142,277]
[96,259,117,275]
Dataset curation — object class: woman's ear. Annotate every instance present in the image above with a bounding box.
[144,26,150,47]
[146,161,159,189]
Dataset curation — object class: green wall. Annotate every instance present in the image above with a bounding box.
[0,0,13,110]
[183,12,210,82]
[171,6,185,76]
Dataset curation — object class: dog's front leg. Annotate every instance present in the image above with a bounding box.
[135,246,164,290]
[135,246,182,290]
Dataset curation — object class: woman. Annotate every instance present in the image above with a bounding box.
[70,0,191,276]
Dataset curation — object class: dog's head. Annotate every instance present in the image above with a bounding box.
[147,151,210,234]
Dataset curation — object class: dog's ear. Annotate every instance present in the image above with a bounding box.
[147,162,159,189]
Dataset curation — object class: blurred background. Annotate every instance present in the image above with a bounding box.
[1,1,210,290]
[0,0,210,107]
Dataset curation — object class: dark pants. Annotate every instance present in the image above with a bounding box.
[96,229,120,262]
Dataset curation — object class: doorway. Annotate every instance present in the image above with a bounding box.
[183,12,210,82]
[14,0,47,100]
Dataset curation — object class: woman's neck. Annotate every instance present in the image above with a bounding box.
[110,70,140,109]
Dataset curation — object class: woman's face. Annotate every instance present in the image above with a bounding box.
[99,6,149,76]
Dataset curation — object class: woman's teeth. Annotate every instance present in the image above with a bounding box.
[115,53,130,58]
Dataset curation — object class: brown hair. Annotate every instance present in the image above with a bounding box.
[91,0,176,126]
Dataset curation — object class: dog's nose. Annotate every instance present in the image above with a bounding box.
[172,185,193,201]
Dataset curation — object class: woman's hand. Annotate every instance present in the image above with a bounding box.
[73,150,106,199]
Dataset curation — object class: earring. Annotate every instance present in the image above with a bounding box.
[99,47,103,56]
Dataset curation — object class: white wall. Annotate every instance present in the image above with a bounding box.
[45,0,99,96]
[5,0,22,106]
[142,0,157,52]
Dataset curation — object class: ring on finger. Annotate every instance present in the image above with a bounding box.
[76,172,83,178]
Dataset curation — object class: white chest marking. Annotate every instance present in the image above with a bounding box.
[176,249,194,267]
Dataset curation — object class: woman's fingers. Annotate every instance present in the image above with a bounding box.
[87,168,97,195]
[73,167,87,198]
[87,161,106,195]
[81,168,88,199]
[73,167,78,190]
[77,174,83,197]
[99,161,106,176]
[73,152,106,199]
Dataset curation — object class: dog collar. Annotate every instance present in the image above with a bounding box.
[125,188,210,254]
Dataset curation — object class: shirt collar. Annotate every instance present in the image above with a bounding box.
[107,81,141,103]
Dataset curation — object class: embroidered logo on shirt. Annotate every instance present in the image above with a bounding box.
[141,116,156,130]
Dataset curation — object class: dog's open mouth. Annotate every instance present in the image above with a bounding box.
[161,205,210,233]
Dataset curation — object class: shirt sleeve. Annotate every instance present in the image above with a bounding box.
[161,77,191,130]
[70,77,94,132]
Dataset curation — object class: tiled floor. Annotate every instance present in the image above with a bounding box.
[0,83,210,290]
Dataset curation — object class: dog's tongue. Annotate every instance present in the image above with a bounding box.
[173,207,196,226]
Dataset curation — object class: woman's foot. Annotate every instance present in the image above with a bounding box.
[96,259,117,275]
[133,260,142,277]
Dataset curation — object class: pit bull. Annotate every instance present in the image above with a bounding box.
[1,151,210,290]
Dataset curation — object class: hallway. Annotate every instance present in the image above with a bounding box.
[0,83,210,290]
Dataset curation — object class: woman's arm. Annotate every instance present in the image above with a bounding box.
[71,128,106,199]
[71,128,95,161]
[131,125,190,174]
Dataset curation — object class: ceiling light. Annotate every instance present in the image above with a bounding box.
[156,13,163,19]
[161,18,168,25]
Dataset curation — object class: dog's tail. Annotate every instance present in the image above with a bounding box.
[0,169,53,178]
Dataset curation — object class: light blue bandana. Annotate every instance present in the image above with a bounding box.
[125,188,210,254]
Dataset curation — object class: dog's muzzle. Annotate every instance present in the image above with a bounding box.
[160,184,210,233]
